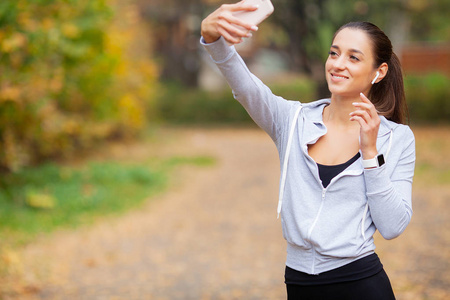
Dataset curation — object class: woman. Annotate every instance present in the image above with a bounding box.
[201,2,415,299]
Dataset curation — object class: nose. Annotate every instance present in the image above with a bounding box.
[332,56,346,70]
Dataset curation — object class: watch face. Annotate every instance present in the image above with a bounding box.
[377,154,385,166]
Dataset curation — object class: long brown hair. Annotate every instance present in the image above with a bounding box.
[334,22,409,124]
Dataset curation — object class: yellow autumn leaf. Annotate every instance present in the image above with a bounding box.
[25,191,57,209]
[119,94,145,129]
[62,23,80,39]
[1,33,27,53]
[0,86,21,102]
[41,18,54,30]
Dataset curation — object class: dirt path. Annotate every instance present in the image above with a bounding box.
[6,127,450,299]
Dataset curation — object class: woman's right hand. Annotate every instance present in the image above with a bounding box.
[201,1,259,45]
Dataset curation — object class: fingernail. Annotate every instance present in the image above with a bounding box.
[253,5,260,9]
[352,102,358,105]
[246,32,253,38]
[251,26,259,31]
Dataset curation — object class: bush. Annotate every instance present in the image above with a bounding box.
[0,0,158,172]
[156,82,252,124]
[405,72,450,124]
[156,76,317,124]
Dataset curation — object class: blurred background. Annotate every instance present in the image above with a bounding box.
[0,0,449,172]
[0,0,449,299]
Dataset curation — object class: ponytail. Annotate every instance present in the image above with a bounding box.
[369,52,408,124]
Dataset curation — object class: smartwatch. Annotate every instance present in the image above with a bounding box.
[362,153,385,169]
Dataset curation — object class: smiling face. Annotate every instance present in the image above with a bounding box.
[325,28,378,99]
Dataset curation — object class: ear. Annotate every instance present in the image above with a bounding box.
[373,62,388,84]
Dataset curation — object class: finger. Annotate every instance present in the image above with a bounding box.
[352,102,375,120]
[352,102,372,110]
[228,15,259,32]
[355,93,378,116]
[218,19,253,39]
[359,92,372,104]
[350,109,371,124]
[218,27,243,45]
[228,1,260,12]
[349,115,367,129]
[220,10,259,32]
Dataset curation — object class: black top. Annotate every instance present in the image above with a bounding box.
[317,152,361,188]
[285,253,383,285]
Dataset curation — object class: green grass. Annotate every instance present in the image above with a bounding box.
[164,155,216,167]
[0,156,215,247]
[414,161,450,185]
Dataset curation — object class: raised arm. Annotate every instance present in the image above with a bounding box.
[200,2,294,141]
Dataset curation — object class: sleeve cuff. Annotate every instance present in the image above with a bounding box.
[200,36,236,64]
[363,165,392,195]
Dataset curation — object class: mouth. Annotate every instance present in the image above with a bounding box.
[330,73,349,80]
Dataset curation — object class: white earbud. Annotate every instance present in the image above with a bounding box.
[371,71,380,84]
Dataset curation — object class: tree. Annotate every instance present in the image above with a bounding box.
[0,0,158,172]
[139,0,206,87]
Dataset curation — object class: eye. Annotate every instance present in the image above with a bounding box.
[350,55,360,61]
[328,51,338,57]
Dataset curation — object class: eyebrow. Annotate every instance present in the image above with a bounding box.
[331,45,365,56]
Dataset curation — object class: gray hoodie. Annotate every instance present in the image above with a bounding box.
[201,37,415,275]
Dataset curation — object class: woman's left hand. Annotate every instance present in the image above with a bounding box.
[349,92,380,159]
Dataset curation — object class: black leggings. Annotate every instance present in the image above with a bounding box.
[286,269,396,300]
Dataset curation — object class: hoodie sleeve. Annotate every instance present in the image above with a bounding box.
[201,36,292,142]
[363,126,416,240]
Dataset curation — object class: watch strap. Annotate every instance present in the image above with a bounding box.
[362,154,385,169]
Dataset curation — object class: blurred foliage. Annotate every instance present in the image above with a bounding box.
[0,154,214,249]
[406,0,450,42]
[405,73,450,124]
[0,161,165,247]
[156,76,317,124]
[157,82,253,124]
[0,0,158,172]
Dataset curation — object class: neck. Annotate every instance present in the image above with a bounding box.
[324,95,360,127]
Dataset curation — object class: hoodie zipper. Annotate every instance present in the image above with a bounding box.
[308,188,326,274]
[308,189,327,240]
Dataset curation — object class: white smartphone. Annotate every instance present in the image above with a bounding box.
[231,0,274,31]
